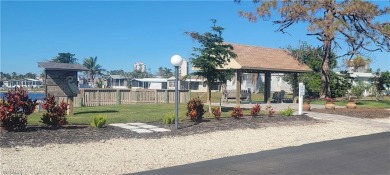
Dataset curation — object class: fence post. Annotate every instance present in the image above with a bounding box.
[154,89,158,103]
[97,89,100,106]
[116,89,121,105]
[165,90,169,103]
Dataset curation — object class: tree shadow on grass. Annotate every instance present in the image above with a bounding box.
[74,110,119,115]
[221,107,234,112]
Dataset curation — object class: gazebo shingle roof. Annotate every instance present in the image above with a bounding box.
[38,62,88,71]
[227,43,312,73]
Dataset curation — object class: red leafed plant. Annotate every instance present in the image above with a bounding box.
[212,107,221,120]
[0,87,37,131]
[250,103,261,117]
[186,97,205,122]
[41,94,68,127]
[230,106,243,119]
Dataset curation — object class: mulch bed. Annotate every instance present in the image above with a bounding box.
[1,115,318,148]
[311,108,390,119]
[2,107,388,148]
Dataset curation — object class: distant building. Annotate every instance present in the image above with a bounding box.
[133,62,146,72]
[336,61,375,97]
[106,75,129,89]
[179,59,188,77]
[2,79,43,89]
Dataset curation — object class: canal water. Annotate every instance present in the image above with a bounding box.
[0,92,45,101]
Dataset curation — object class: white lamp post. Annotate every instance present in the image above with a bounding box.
[170,55,183,130]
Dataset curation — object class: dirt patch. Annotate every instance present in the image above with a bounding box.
[311,108,390,119]
[0,115,320,148]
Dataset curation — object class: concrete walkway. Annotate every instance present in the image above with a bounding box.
[109,123,171,133]
[215,102,389,129]
[305,111,390,129]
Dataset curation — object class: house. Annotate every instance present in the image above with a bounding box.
[167,75,219,92]
[130,78,167,90]
[2,79,43,89]
[106,75,129,89]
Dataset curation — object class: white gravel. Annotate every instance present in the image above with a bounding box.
[1,121,389,175]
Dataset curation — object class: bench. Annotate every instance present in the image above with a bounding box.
[272,90,285,103]
[223,90,251,102]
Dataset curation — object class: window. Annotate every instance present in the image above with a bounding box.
[168,81,174,87]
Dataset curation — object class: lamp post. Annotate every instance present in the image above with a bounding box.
[171,55,183,130]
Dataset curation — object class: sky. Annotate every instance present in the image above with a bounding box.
[1,0,389,76]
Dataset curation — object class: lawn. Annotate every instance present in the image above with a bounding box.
[27,103,260,126]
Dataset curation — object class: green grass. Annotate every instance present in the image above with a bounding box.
[190,92,265,103]
[310,99,390,109]
[27,103,269,126]
[28,104,189,126]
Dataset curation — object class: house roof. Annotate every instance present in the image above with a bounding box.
[133,78,167,82]
[38,62,88,71]
[109,75,127,79]
[223,43,312,73]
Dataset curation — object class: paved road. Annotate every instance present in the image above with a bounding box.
[135,132,390,175]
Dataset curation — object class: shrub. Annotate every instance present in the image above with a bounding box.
[186,97,205,121]
[162,113,175,125]
[230,106,243,119]
[279,106,294,116]
[91,115,107,128]
[0,87,37,131]
[41,94,68,127]
[350,81,367,98]
[265,105,275,117]
[250,103,261,117]
[212,107,221,120]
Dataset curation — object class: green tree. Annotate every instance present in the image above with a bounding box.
[130,70,155,79]
[238,0,389,98]
[186,19,237,113]
[51,52,78,63]
[11,72,18,79]
[381,71,390,94]
[0,72,11,80]
[24,72,37,79]
[283,43,351,98]
[83,56,106,87]
[157,67,174,78]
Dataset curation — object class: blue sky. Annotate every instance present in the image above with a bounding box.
[1,0,389,76]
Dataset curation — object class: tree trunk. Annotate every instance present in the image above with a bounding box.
[320,40,331,99]
[207,82,212,114]
[320,2,335,99]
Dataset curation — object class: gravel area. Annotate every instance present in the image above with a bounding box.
[0,115,316,148]
[311,108,390,119]
[1,118,389,174]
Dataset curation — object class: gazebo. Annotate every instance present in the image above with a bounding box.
[222,43,312,105]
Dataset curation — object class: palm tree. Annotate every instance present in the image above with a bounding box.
[83,56,106,87]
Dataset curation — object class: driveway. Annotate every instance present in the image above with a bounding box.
[136,132,390,175]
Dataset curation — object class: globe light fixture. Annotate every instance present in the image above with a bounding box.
[170,54,183,130]
[170,55,183,67]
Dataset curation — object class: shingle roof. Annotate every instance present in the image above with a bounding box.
[226,43,312,73]
[38,62,88,71]
[109,75,126,79]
